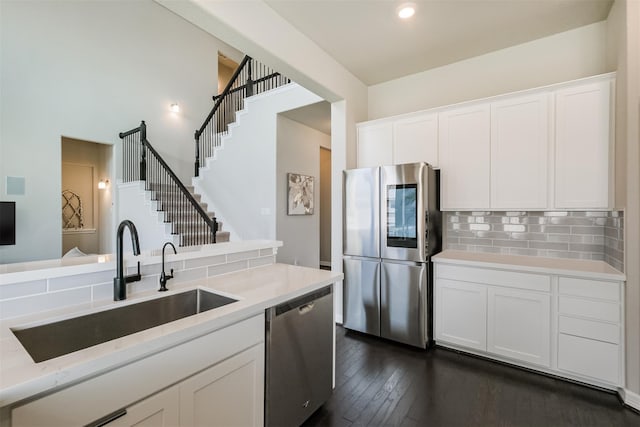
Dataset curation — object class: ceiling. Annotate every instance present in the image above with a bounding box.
[281,101,332,135]
[264,0,614,86]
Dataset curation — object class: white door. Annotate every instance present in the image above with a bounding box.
[487,287,551,367]
[491,93,549,209]
[439,104,491,210]
[554,79,611,209]
[435,278,487,351]
[179,344,264,427]
[393,112,439,167]
[109,387,179,427]
[357,122,393,167]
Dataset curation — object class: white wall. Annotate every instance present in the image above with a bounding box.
[117,182,176,254]
[275,115,330,268]
[155,0,369,323]
[368,21,610,119]
[193,84,323,243]
[0,0,240,263]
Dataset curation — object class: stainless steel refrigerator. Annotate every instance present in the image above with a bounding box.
[343,162,441,348]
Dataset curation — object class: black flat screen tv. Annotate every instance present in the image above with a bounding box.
[0,201,16,245]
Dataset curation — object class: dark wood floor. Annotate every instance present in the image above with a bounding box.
[303,326,640,427]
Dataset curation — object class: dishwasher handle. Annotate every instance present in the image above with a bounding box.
[298,302,315,315]
[274,286,331,316]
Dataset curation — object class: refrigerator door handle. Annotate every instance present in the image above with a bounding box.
[380,259,423,267]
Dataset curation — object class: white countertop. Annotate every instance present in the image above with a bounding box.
[433,250,625,281]
[0,263,342,407]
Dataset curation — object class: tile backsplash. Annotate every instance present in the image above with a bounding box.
[0,248,277,320]
[445,211,624,272]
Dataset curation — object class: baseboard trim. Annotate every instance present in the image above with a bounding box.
[622,388,640,412]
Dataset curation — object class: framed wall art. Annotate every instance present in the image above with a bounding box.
[287,173,314,215]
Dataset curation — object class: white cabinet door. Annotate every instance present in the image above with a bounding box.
[491,93,549,209]
[439,104,491,210]
[435,278,487,351]
[393,112,438,167]
[357,122,393,167]
[487,287,551,367]
[554,79,611,209]
[109,387,179,427]
[179,344,264,427]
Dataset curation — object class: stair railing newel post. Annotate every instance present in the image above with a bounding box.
[140,120,147,182]
[246,58,254,97]
[194,129,200,177]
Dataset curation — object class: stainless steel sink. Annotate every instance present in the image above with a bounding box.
[11,289,237,363]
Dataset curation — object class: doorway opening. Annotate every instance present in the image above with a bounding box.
[319,146,332,270]
[218,52,240,95]
[60,137,113,256]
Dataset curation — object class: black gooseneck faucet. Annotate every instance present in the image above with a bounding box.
[114,219,141,301]
[159,242,177,291]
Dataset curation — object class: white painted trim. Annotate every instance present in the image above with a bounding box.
[623,388,640,411]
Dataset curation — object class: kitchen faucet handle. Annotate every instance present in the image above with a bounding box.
[159,269,173,292]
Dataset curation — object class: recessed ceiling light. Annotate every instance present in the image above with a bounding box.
[397,3,416,19]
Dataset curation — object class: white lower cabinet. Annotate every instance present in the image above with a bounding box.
[487,287,550,367]
[434,261,624,389]
[109,386,180,427]
[179,344,264,427]
[557,334,619,384]
[11,315,265,427]
[110,344,264,427]
[556,277,623,385]
[435,279,487,351]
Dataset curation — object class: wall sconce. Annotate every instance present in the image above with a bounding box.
[170,103,180,113]
[98,179,109,190]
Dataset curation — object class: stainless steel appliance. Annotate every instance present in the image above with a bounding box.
[343,162,440,348]
[265,286,333,427]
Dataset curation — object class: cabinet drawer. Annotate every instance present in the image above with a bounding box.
[559,296,619,323]
[559,315,619,344]
[558,333,620,385]
[559,277,620,302]
[436,264,550,292]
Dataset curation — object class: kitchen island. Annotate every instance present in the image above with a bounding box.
[0,242,342,426]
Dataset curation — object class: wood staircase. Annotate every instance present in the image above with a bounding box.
[149,183,229,245]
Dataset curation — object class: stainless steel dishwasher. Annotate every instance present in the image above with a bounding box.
[265,285,333,427]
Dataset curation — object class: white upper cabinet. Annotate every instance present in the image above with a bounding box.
[357,112,438,168]
[490,93,550,209]
[355,73,614,211]
[357,122,393,167]
[393,112,439,167]
[439,104,491,210]
[554,79,611,209]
